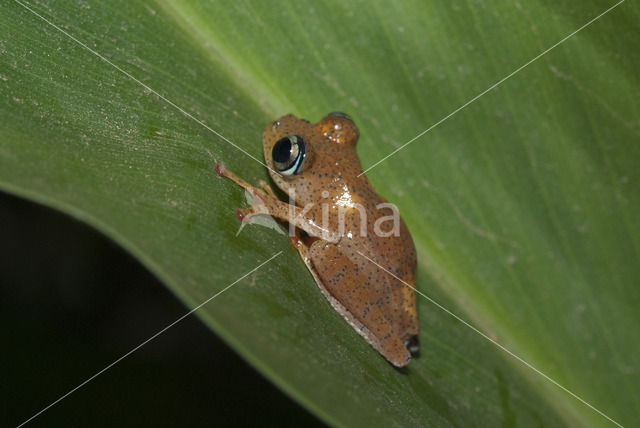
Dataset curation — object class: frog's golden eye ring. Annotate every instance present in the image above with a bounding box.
[272,135,306,176]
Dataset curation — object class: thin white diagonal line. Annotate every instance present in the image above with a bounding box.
[13,0,280,176]
[17,251,283,427]
[359,0,625,177]
[356,250,624,428]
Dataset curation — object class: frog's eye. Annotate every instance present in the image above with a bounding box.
[272,135,306,176]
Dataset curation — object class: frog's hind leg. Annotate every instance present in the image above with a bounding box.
[306,241,411,367]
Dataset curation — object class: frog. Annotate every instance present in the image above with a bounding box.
[216,112,419,367]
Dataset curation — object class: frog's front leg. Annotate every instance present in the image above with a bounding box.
[216,163,339,242]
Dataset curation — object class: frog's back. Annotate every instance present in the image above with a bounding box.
[343,192,419,341]
[261,112,419,364]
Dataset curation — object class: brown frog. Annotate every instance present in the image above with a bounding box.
[216,112,418,367]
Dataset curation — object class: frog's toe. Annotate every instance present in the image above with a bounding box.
[289,235,301,249]
[214,163,227,177]
[236,207,258,222]
[257,179,277,198]
[236,201,270,223]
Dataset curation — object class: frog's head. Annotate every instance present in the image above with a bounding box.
[262,113,361,201]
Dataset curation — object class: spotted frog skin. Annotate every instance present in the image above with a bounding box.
[216,113,418,367]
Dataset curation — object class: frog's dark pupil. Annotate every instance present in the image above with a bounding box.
[272,137,292,165]
[272,135,305,175]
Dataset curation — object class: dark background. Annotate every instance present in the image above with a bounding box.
[1,191,323,427]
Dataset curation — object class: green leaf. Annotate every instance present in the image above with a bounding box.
[2,0,638,426]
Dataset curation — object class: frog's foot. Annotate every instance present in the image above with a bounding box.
[288,231,316,274]
[216,163,268,222]
[237,188,274,224]
[235,197,270,223]
[289,230,302,249]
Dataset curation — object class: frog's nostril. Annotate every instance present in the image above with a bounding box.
[272,137,292,165]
